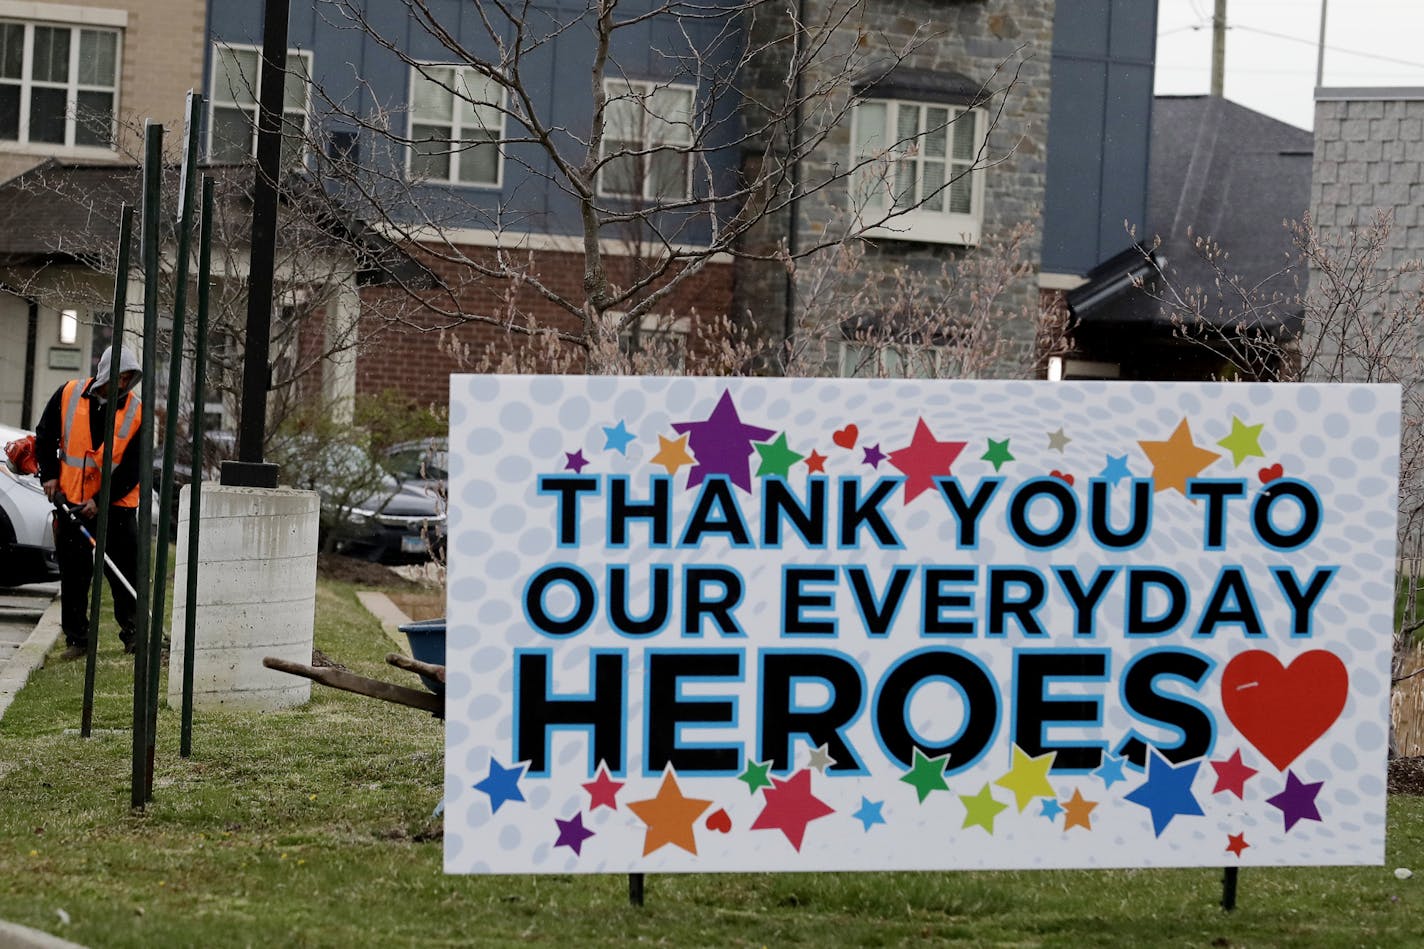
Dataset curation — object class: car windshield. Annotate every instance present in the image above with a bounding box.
[387,445,448,482]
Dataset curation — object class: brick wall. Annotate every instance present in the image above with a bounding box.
[354,244,735,405]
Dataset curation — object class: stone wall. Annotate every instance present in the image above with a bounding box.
[734,0,1054,376]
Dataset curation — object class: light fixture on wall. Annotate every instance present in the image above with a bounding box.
[59,309,79,345]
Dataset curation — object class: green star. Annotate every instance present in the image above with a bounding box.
[981,437,1014,472]
[754,433,805,478]
[737,759,774,794]
[899,748,951,803]
[1216,416,1266,467]
[959,782,1009,834]
[993,745,1057,812]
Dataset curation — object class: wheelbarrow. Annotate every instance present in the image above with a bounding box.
[263,618,447,717]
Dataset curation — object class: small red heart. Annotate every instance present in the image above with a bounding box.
[1258,463,1284,484]
[1050,470,1075,486]
[1221,650,1348,771]
[705,808,732,833]
[832,424,859,450]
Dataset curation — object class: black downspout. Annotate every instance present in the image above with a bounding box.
[21,297,39,429]
[782,0,808,356]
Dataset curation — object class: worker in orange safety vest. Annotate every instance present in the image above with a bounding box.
[35,344,143,661]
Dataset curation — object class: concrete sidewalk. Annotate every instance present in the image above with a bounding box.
[0,583,62,723]
[0,919,85,949]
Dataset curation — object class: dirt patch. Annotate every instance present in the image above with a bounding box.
[317,553,421,588]
[387,591,445,621]
[1389,756,1424,796]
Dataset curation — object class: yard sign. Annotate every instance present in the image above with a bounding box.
[444,377,1399,874]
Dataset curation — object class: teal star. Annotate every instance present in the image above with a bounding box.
[1093,753,1128,789]
[852,797,886,831]
[602,419,635,454]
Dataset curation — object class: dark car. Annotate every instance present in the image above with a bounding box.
[324,438,446,564]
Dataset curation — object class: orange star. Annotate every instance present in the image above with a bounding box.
[650,433,695,476]
[1061,788,1098,831]
[627,771,712,856]
[1137,418,1221,495]
[804,449,827,474]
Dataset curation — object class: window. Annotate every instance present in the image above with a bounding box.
[850,99,983,245]
[0,20,119,148]
[617,313,689,371]
[58,308,78,344]
[209,44,311,166]
[839,341,941,379]
[598,79,694,202]
[407,65,504,186]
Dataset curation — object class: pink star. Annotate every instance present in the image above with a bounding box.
[750,768,835,851]
[1210,749,1258,799]
[582,764,624,811]
[887,418,966,502]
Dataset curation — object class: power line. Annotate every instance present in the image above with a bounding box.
[1231,23,1424,71]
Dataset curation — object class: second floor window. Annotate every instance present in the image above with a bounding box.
[209,44,311,166]
[0,20,119,148]
[598,79,694,202]
[407,65,504,187]
[850,99,983,245]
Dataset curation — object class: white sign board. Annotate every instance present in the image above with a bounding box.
[445,376,1399,874]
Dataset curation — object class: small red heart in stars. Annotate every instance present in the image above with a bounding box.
[832,424,859,450]
[1050,470,1075,486]
[706,808,732,833]
[1258,463,1284,484]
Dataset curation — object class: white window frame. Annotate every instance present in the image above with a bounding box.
[0,17,121,151]
[596,78,695,202]
[405,62,506,189]
[849,98,985,246]
[207,42,312,163]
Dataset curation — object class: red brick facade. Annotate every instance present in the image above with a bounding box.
[354,243,735,405]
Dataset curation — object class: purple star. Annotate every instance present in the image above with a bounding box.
[862,443,886,468]
[554,811,596,855]
[671,389,775,493]
[1266,770,1324,833]
[564,449,589,473]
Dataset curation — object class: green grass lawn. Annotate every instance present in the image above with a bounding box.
[2,578,1421,948]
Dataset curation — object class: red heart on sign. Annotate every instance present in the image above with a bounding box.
[706,808,732,833]
[832,424,859,450]
[1221,650,1348,771]
[1258,463,1284,484]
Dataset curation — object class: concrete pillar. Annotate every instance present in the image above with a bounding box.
[168,483,319,710]
[323,273,359,424]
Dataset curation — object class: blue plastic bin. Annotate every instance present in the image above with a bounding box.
[398,618,446,695]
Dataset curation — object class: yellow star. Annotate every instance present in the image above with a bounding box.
[1137,418,1221,495]
[1216,416,1266,467]
[959,783,1009,834]
[650,433,695,476]
[627,770,712,856]
[993,745,1057,812]
[1061,788,1098,831]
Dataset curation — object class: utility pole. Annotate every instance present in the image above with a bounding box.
[1211,0,1227,98]
[1316,0,1328,88]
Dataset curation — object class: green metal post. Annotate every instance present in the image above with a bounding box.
[180,175,214,759]
[145,92,202,799]
[131,121,163,811]
[81,205,133,737]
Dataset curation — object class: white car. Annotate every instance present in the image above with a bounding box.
[0,422,59,586]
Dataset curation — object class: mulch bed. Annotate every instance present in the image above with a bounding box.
[316,553,422,588]
[1389,756,1424,795]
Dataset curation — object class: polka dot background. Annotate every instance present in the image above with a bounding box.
[445,377,1400,874]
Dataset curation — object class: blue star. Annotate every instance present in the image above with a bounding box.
[1039,797,1064,821]
[852,796,886,831]
[474,758,528,813]
[1093,753,1128,789]
[602,419,636,455]
[1100,454,1132,485]
[1124,749,1204,837]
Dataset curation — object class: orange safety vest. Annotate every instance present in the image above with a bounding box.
[57,378,142,508]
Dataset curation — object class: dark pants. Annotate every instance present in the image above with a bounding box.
[56,506,138,649]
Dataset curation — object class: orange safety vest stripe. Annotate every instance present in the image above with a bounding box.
[57,377,142,508]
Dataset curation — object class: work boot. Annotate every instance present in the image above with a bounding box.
[120,633,137,655]
[59,644,86,662]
